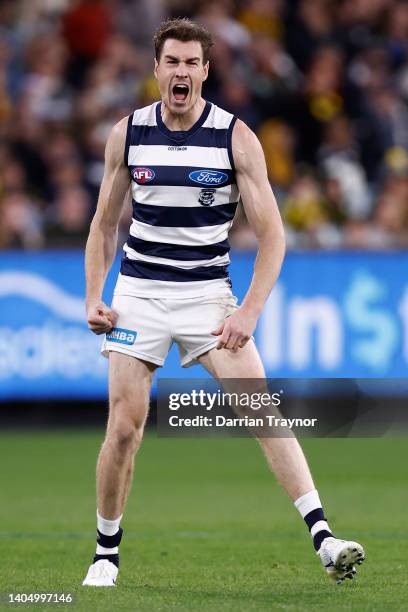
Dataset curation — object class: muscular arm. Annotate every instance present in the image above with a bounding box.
[213,119,285,350]
[234,119,285,314]
[85,117,131,334]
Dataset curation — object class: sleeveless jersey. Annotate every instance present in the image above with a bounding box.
[118,100,239,298]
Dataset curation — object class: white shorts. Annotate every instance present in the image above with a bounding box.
[101,292,239,368]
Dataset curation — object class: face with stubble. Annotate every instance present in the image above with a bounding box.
[154,38,209,116]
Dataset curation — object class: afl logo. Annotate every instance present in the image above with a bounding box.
[132,167,155,183]
[189,170,228,186]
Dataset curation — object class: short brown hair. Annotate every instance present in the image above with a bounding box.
[153,18,213,64]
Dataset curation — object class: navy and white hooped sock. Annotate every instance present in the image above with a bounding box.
[294,489,333,551]
[94,511,123,568]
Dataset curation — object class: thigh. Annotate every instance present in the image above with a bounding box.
[198,339,266,379]
[108,351,156,427]
[199,343,273,424]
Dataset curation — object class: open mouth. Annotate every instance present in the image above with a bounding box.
[172,83,189,102]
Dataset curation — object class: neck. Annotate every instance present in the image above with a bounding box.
[160,97,206,131]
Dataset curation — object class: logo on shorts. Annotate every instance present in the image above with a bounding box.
[189,170,228,186]
[106,327,137,345]
[198,188,216,206]
[131,167,155,183]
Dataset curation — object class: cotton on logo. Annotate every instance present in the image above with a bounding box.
[132,167,155,183]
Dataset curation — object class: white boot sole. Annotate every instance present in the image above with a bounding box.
[330,541,365,583]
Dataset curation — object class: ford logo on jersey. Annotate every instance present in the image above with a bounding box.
[189,170,228,186]
[131,167,155,183]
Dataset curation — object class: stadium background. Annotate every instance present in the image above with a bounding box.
[0,1,407,610]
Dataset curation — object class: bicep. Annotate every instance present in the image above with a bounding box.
[94,119,131,229]
[233,123,283,238]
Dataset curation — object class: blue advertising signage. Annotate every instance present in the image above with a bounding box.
[0,251,406,399]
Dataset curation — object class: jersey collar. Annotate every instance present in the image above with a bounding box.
[155,100,211,144]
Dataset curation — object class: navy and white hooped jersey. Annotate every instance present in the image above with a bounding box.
[117,100,239,298]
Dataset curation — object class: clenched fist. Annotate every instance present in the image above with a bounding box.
[87,300,118,335]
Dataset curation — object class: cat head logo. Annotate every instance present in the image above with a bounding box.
[198,188,216,206]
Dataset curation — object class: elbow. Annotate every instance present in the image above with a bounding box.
[257,222,286,254]
[280,225,287,257]
[90,210,118,237]
[276,230,287,261]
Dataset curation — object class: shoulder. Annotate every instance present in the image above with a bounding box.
[110,116,129,142]
[232,119,260,149]
[105,116,129,168]
[231,119,264,171]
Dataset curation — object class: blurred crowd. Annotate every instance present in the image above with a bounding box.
[1,0,408,251]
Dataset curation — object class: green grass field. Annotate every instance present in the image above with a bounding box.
[0,430,406,611]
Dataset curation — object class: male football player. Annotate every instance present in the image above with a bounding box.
[83,18,365,587]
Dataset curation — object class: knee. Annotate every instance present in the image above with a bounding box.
[107,416,145,455]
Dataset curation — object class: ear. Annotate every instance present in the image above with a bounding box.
[154,58,159,79]
[202,61,209,82]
